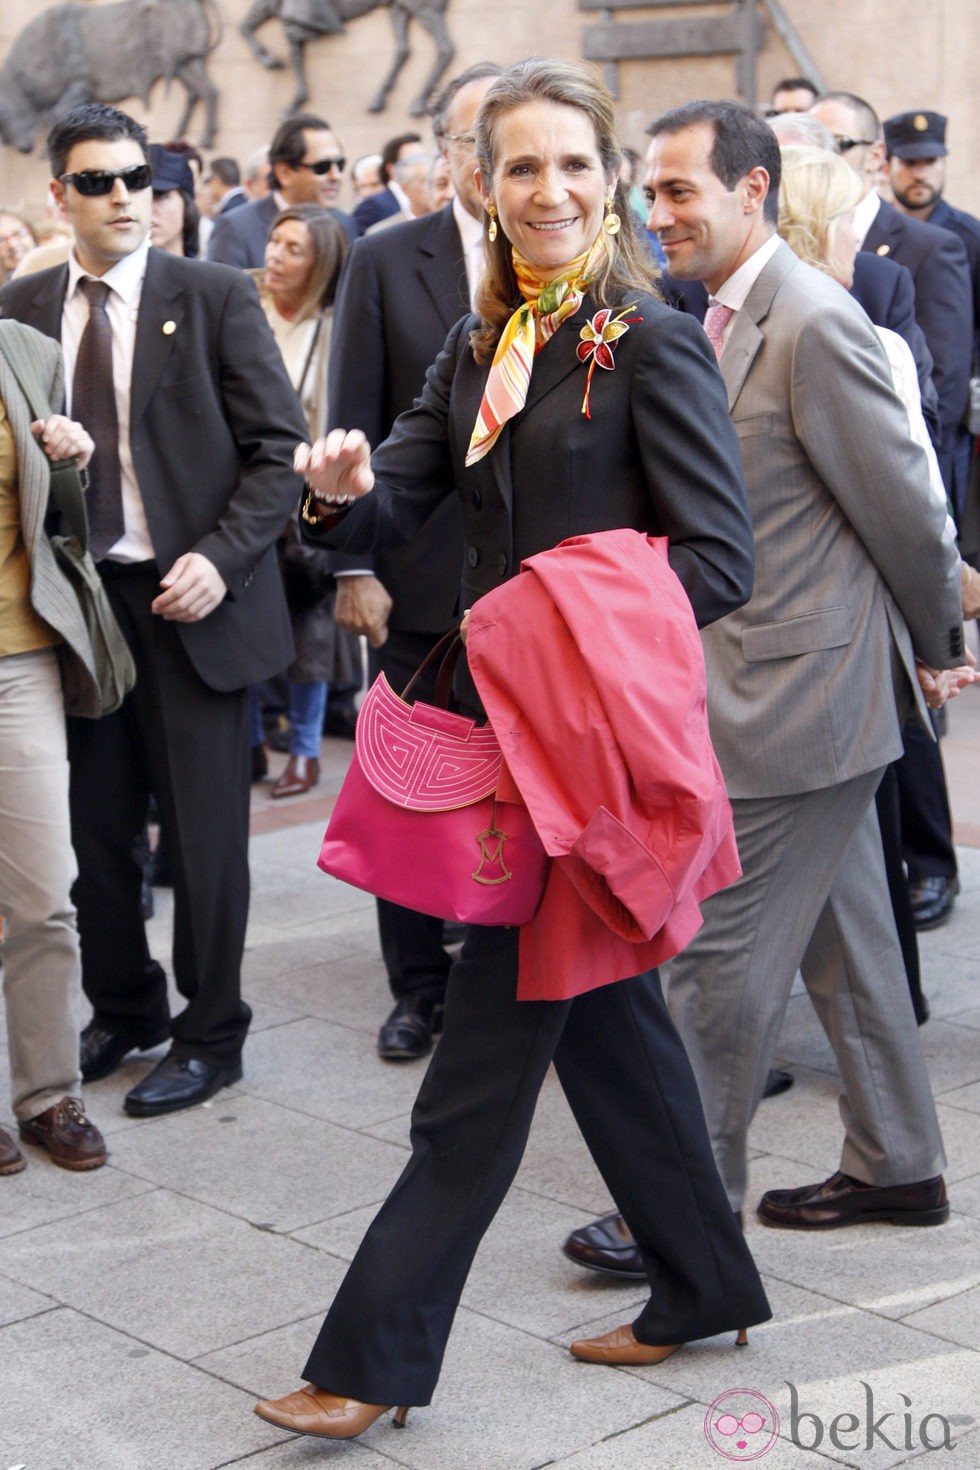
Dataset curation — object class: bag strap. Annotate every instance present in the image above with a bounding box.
[400,626,465,709]
[0,322,90,549]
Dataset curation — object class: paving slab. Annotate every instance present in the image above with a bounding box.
[239,1016,425,1130]
[0,1148,154,1238]
[0,1308,279,1470]
[549,1400,833,1470]
[554,1277,977,1468]
[0,1272,56,1327]
[104,1092,409,1232]
[0,1188,342,1359]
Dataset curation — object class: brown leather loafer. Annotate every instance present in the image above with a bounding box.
[18,1097,106,1170]
[0,1124,26,1175]
[254,1385,408,1439]
[271,755,320,799]
[757,1170,949,1229]
[570,1324,681,1365]
[562,1211,645,1279]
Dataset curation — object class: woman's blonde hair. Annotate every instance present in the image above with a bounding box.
[470,57,659,362]
[777,146,861,281]
[265,204,349,321]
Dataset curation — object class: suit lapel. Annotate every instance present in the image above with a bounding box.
[131,250,183,427]
[417,207,470,331]
[720,242,796,409]
[19,264,68,341]
[863,199,899,259]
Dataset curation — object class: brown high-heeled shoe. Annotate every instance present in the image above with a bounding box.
[570,1323,748,1364]
[254,1384,409,1439]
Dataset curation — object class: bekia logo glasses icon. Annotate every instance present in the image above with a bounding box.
[704,1388,780,1461]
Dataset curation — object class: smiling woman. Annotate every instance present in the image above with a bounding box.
[254,57,770,1450]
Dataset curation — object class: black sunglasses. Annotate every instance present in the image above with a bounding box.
[298,156,346,175]
[60,164,153,196]
[834,135,876,154]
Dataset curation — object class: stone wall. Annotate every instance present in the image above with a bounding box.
[1,0,976,222]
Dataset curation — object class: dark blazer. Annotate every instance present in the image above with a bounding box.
[312,289,756,667]
[0,250,308,691]
[863,198,972,469]
[926,197,980,355]
[216,186,247,215]
[209,194,357,267]
[325,203,470,633]
[352,185,400,236]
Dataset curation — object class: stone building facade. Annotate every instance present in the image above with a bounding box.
[1,1,976,226]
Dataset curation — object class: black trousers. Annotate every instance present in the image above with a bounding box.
[302,925,771,1405]
[896,716,957,882]
[67,563,252,1066]
[370,631,452,1003]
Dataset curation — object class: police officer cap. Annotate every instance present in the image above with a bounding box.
[883,111,947,159]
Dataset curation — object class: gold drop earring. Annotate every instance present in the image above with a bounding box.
[603,196,621,236]
[487,204,498,243]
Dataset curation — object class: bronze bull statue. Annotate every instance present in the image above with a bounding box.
[0,0,221,154]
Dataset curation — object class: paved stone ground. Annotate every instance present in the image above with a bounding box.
[2,695,979,1470]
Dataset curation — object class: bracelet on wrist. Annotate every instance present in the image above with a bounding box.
[301,484,355,525]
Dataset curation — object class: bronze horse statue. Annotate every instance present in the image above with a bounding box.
[240,0,455,117]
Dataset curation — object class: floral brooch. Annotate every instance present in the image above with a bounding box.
[577,305,641,417]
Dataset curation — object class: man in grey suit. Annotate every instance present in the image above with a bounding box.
[566,101,965,1270]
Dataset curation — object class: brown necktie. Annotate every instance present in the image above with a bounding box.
[703,300,735,362]
[73,277,124,559]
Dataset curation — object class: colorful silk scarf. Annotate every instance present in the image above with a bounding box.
[465,233,608,467]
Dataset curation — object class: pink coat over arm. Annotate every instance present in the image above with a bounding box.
[465,529,741,1001]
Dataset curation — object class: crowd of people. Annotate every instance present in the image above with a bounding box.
[0,50,977,1452]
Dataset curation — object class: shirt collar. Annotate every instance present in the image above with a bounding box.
[711,233,781,312]
[67,236,150,302]
[852,189,881,249]
[453,197,484,255]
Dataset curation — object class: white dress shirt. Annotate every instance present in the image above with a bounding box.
[63,239,154,562]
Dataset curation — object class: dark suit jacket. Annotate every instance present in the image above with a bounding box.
[311,289,756,706]
[216,187,247,215]
[352,186,400,237]
[208,194,357,267]
[0,250,308,691]
[927,197,980,356]
[863,198,972,472]
[325,203,470,634]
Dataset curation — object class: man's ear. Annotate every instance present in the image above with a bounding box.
[50,178,67,218]
[740,166,770,215]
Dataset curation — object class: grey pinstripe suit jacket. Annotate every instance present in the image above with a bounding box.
[0,319,100,715]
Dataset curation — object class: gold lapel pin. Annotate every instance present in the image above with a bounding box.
[162,320,177,335]
[876,244,890,256]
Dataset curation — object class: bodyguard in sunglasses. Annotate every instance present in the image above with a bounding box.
[208,112,356,268]
[0,102,309,1117]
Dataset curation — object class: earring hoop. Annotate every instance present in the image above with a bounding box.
[603,197,621,236]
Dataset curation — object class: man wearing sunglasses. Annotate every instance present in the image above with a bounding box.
[208,111,355,268]
[0,102,308,1117]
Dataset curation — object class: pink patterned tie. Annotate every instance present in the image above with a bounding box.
[703,300,734,361]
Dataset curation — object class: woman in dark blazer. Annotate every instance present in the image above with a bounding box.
[256,59,769,1444]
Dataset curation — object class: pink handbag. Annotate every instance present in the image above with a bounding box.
[318,631,549,925]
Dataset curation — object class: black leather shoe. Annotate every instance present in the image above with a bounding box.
[123,1052,243,1116]
[377,996,443,1061]
[80,1022,169,1083]
[562,1211,646,1279]
[909,875,958,930]
[757,1170,949,1229]
[762,1068,794,1098]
